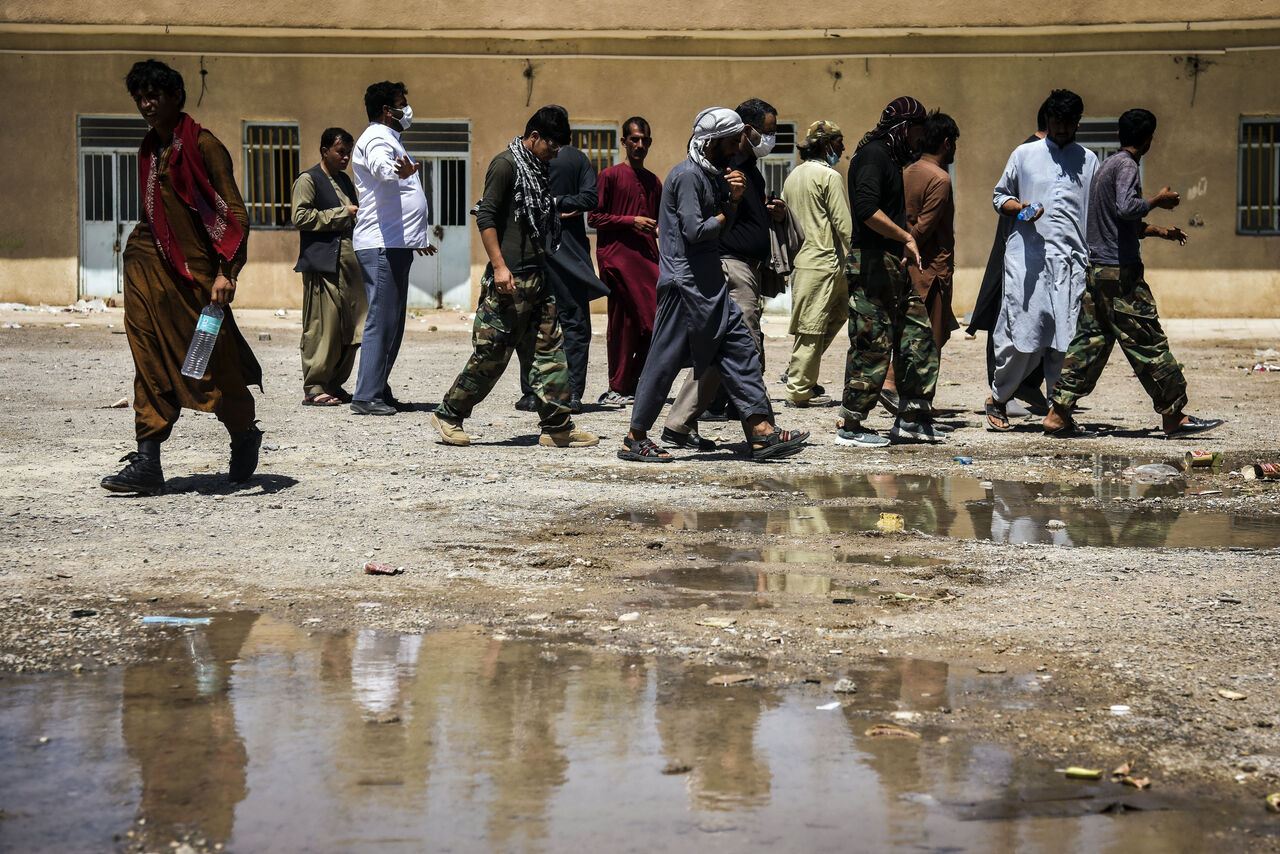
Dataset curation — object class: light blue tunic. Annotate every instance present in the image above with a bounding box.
[992,137,1099,353]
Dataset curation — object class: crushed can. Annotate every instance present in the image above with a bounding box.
[874,512,905,533]
[364,562,403,576]
[1243,463,1280,480]
[1184,450,1223,469]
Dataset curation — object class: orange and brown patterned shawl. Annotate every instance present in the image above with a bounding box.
[139,112,245,286]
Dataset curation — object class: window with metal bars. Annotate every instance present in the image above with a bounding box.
[1239,118,1280,235]
[760,122,799,197]
[242,122,300,228]
[571,126,619,177]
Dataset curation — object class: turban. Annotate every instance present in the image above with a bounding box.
[688,106,745,175]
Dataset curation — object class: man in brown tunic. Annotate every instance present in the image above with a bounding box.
[902,111,960,353]
[102,60,262,495]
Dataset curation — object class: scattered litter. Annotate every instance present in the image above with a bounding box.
[979,481,993,489]
[1190,489,1223,496]
[832,678,857,694]
[104,397,129,408]
[1065,767,1103,780]
[1126,463,1182,484]
[69,608,97,618]
[661,762,693,775]
[874,512,905,533]
[831,597,856,605]
[1266,793,1280,813]
[1112,761,1132,778]
[1184,450,1223,469]
[1044,519,1066,530]
[953,456,973,465]
[619,612,641,622]
[865,725,920,739]
[364,563,403,576]
[1109,704,1132,715]
[141,616,211,626]
[1218,689,1248,701]
[696,617,736,628]
[890,711,922,723]
[1255,348,1280,359]
[706,673,756,686]
[63,322,81,328]
[274,308,288,317]
[1121,776,1152,789]
[2,322,21,329]
[1251,363,1280,372]
[816,701,842,711]
[258,332,272,341]
[976,665,1007,674]
[1244,463,1280,480]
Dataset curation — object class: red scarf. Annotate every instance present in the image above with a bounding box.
[139,113,245,286]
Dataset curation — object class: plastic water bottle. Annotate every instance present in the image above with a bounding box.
[1017,202,1043,221]
[181,304,224,379]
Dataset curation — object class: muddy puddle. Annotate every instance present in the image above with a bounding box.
[631,564,874,600]
[693,543,946,567]
[1,613,1270,852]
[621,472,1280,549]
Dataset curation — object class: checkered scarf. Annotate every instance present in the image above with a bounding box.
[506,136,561,252]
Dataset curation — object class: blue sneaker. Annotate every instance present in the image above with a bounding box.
[835,423,890,448]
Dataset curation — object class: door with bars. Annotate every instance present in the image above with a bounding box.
[79,116,148,298]
[399,121,471,308]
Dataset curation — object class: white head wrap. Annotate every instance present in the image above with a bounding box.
[688,107,745,175]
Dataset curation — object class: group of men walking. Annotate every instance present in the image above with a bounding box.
[101,59,1220,495]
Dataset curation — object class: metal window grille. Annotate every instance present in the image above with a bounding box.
[400,121,470,154]
[242,122,300,228]
[77,115,149,149]
[572,126,619,176]
[437,158,468,227]
[1239,118,1280,234]
[82,152,114,222]
[1077,119,1122,163]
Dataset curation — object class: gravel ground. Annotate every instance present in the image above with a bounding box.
[2,304,1278,842]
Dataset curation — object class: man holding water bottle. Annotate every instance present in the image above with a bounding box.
[985,89,1098,435]
[102,59,263,496]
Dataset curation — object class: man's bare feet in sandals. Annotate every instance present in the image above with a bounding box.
[303,392,342,407]
[984,397,1011,431]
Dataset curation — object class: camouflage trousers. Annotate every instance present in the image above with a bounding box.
[436,270,574,431]
[841,249,940,423]
[1051,263,1187,416]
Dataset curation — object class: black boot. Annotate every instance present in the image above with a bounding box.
[228,424,263,484]
[101,439,164,495]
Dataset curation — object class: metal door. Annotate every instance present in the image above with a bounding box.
[78,116,148,299]
[402,155,470,309]
[79,150,141,298]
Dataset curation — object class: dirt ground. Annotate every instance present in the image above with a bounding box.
[2,303,1279,840]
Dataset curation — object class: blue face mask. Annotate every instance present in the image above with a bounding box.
[825,151,841,166]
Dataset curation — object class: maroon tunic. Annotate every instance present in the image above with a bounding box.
[589,163,661,395]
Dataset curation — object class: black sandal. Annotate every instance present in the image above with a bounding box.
[984,399,1011,432]
[750,427,810,461]
[618,436,674,463]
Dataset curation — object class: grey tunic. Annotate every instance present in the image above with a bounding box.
[656,159,734,372]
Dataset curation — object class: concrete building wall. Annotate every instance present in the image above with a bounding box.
[2,9,1278,314]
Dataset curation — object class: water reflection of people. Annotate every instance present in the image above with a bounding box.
[121,613,257,849]
[654,659,781,809]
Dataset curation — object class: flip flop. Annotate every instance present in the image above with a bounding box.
[303,393,341,406]
[618,436,674,463]
[984,400,1011,432]
[1044,423,1096,439]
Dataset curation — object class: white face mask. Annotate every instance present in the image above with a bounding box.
[395,103,413,131]
[751,132,776,158]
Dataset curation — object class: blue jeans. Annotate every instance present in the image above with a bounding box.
[353,248,413,403]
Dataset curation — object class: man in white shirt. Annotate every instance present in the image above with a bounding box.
[350,80,436,416]
[985,89,1098,434]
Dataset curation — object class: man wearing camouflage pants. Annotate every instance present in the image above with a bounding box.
[1043,108,1222,439]
[431,106,597,448]
[839,96,942,447]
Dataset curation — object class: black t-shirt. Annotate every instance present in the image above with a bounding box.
[848,139,905,256]
[718,154,771,262]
